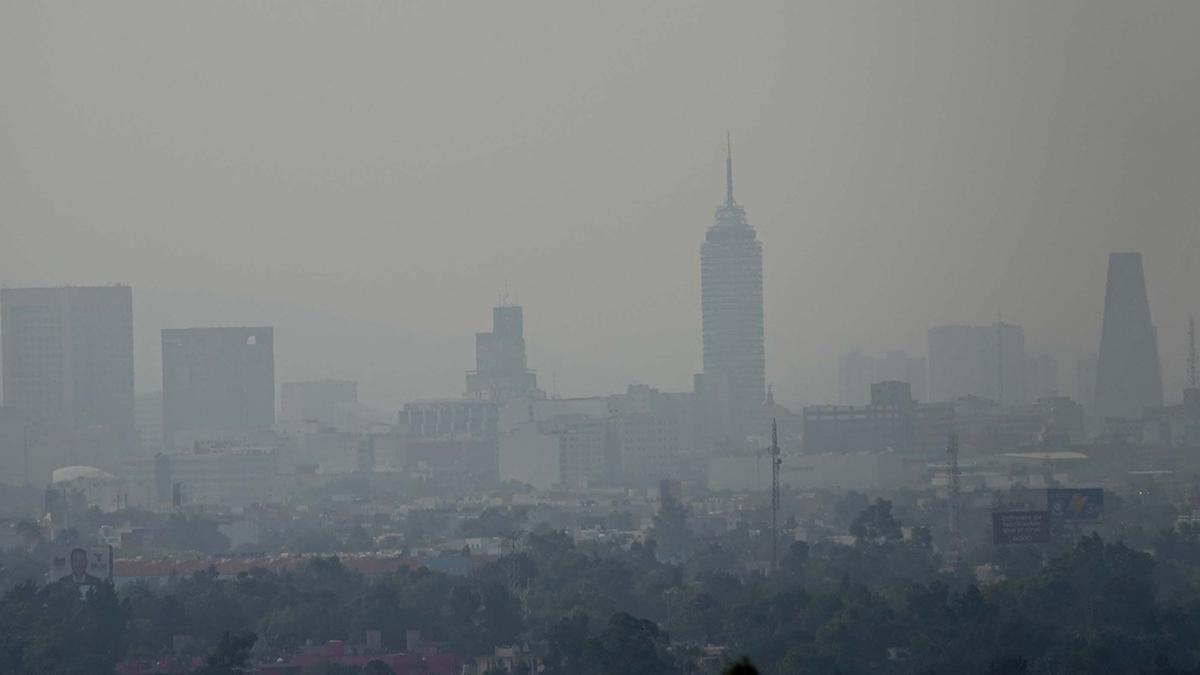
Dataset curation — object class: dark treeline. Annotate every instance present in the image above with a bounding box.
[5,498,1200,674]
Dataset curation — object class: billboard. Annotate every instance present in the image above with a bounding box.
[993,511,1051,545]
[1047,488,1104,522]
[50,545,114,587]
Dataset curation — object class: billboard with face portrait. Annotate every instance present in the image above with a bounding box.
[50,545,113,586]
[1047,488,1104,522]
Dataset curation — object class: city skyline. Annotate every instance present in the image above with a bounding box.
[3,2,1198,411]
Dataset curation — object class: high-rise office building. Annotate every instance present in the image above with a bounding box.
[161,327,275,450]
[839,349,927,405]
[837,350,877,406]
[928,322,1027,405]
[466,304,540,402]
[699,141,765,446]
[1,286,135,474]
[1094,252,1164,421]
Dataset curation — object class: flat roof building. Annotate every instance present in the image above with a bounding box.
[161,327,275,451]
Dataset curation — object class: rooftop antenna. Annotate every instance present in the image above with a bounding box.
[1189,316,1198,389]
[725,132,734,207]
[769,418,782,573]
[996,312,1004,406]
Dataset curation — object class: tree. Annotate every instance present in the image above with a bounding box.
[585,612,677,675]
[782,540,809,574]
[363,660,397,675]
[849,499,902,543]
[196,630,257,675]
[546,613,590,675]
[344,525,377,552]
[910,525,933,550]
[160,514,232,554]
[648,494,696,561]
[722,657,759,675]
[15,520,41,545]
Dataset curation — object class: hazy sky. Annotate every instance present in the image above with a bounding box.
[3,1,1198,409]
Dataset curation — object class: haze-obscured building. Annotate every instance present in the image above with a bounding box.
[466,304,540,403]
[497,396,614,490]
[610,385,690,483]
[127,442,282,509]
[928,322,1027,405]
[0,286,135,478]
[803,381,954,460]
[838,349,927,405]
[709,449,914,492]
[698,143,764,448]
[953,395,1085,452]
[1094,252,1164,421]
[403,398,499,488]
[134,392,163,452]
[161,327,275,451]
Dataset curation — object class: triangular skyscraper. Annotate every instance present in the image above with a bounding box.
[1094,252,1164,420]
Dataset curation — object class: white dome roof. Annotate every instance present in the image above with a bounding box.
[51,465,117,484]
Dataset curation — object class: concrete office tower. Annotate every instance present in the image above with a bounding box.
[840,349,927,405]
[1094,252,1164,420]
[134,392,163,452]
[1,286,135,469]
[699,141,765,445]
[466,304,540,402]
[928,323,1027,405]
[162,327,275,450]
[837,350,877,406]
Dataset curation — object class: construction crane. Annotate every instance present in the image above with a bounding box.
[769,418,782,574]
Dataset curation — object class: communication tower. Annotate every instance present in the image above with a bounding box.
[947,433,962,562]
[769,418,782,573]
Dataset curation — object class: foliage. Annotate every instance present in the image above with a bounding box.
[849,498,903,542]
[195,630,257,675]
[6,512,1200,675]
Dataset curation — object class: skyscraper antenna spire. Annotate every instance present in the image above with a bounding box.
[725,132,734,207]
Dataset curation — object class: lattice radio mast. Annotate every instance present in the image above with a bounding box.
[947,433,962,562]
[769,418,782,573]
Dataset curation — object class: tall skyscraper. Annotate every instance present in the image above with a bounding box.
[1,286,135,451]
[465,304,540,402]
[161,327,275,450]
[699,140,765,444]
[1094,252,1164,420]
